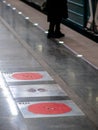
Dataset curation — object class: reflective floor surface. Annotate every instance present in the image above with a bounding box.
[0,1,98,130]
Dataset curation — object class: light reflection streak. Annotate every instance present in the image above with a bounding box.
[0,72,10,97]
[6,97,18,116]
[96,97,98,102]
[37,45,43,52]
[0,72,18,116]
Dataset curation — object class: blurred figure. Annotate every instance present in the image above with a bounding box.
[94,0,98,33]
[86,0,98,34]
[46,0,68,38]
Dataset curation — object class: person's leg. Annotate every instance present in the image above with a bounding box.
[55,22,65,38]
[47,22,55,38]
[55,22,60,33]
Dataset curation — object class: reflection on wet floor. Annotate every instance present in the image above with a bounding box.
[1,1,98,113]
[0,2,98,130]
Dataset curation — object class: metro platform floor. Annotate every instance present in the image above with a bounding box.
[0,0,98,130]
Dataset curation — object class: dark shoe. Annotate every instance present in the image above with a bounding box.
[54,32,65,38]
[47,32,55,38]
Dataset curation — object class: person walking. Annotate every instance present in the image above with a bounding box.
[46,0,68,38]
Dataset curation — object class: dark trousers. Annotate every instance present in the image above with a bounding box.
[48,21,60,33]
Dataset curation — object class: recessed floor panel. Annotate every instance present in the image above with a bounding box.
[17,100,84,118]
[9,84,67,98]
[3,71,54,82]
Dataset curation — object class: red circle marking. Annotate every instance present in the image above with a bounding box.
[12,72,43,80]
[28,102,72,114]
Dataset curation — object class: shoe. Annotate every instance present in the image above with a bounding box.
[54,32,65,38]
[47,32,55,38]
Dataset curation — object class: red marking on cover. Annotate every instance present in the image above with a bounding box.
[12,72,43,80]
[28,102,72,114]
